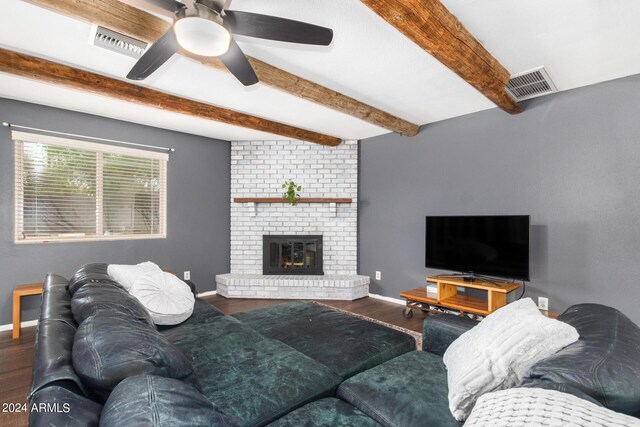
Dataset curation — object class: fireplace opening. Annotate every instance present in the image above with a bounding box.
[263,235,323,275]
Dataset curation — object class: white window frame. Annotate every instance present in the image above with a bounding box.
[13,131,168,244]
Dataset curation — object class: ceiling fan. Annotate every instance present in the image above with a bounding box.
[126,0,334,86]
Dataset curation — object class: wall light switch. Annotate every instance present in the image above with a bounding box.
[183,271,191,281]
[538,296,549,311]
[375,271,381,281]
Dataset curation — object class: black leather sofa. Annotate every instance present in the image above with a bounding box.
[28,265,415,426]
[29,264,640,426]
[333,302,640,426]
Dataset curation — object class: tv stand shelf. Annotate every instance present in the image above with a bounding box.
[400,276,521,318]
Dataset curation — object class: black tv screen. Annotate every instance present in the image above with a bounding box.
[425,215,530,281]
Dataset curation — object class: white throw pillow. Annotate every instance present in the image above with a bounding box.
[443,298,579,421]
[107,261,162,291]
[465,387,640,427]
[130,271,195,325]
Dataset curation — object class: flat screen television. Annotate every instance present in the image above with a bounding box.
[425,215,530,281]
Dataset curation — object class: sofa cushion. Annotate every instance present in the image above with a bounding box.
[423,314,477,356]
[443,298,579,421]
[100,375,229,427]
[337,351,460,427]
[465,387,640,427]
[130,271,195,325]
[71,282,154,327]
[29,384,103,427]
[520,380,604,407]
[268,398,381,427]
[156,299,225,332]
[72,312,194,400]
[233,302,415,379]
[107,261,162,291]
[195,339,342,427]
[68,263,116,296]
[524,303,640,416]
[162,315,265,362]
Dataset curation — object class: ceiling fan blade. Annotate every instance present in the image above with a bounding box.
[219,39,259,86]
[225,10,333,46]
[126,28,180,80]
[137,0,184,12]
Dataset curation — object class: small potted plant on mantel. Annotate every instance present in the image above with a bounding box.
[282,180,302,206]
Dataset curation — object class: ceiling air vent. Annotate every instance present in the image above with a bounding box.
[506,67,557,102]
[89,25,148,58]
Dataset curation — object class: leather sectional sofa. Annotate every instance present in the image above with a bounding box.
[29,264,640,426]
[29,265,415,426]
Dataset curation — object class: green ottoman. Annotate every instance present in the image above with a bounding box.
[269,398,381,427]
[161,315,265,361]
[337,351,460,427]
[195,339,342,427]
[234,302,416,379]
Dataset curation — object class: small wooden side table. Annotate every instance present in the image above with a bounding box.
[13,283,43,339]
[400,284,560,319]
[401,276,521,319]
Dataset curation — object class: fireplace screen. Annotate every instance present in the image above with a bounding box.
[263,235,323,275]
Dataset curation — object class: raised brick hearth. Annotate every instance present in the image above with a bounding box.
[216,274,370,300]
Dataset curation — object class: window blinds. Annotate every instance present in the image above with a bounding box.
[13,131,167,243]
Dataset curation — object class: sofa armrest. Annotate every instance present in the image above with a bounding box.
[422,314,477,356]
[30,274,89,400]
[184,279,197,296]
[29,383,102,427]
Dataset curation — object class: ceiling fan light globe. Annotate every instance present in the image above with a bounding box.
[174,17,231,57]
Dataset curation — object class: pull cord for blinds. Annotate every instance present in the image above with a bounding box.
[2,122,175,153]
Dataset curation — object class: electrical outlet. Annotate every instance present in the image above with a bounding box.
[183,271,191,281]
[538,296,549,311]
[375,271,381,281]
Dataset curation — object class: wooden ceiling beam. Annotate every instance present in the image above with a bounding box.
[360,0,522,114]
[0,48,342,146]
[22,0,420,136]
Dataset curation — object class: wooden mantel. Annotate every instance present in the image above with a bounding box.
[234,198,352,203]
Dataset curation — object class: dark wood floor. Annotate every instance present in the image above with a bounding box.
[0,296,426,427]
[0,327,36,427]
[201,295,427,333]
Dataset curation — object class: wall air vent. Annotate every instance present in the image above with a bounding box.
[506,67,558,102]
[89,25,148,58]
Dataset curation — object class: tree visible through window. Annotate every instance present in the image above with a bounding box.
[14,132,167,243]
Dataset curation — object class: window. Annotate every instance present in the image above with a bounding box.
[13,131,167,243]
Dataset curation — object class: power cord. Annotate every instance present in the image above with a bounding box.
[518,280,526,300]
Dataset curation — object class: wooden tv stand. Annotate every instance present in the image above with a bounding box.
[400,275,521,318]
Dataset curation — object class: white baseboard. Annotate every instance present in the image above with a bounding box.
[368,293,405,305]
[0,319,38,332]
[197,290,217,297]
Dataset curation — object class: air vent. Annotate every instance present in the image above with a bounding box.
[506,67,557,102]
[89,25,148,58]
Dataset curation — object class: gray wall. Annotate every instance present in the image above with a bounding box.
[0,98,230,326]
[359,73,640,324]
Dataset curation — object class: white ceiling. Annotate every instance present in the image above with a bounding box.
[1,0,639,142]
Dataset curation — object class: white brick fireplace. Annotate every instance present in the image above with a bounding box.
[216,139,369,300]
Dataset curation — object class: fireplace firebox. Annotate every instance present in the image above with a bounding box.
[263,235,323,275]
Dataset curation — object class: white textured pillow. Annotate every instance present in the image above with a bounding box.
[466,387,640,427]
[443,298,579,421]
[130,271,195,325]
[107,261,162,291]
